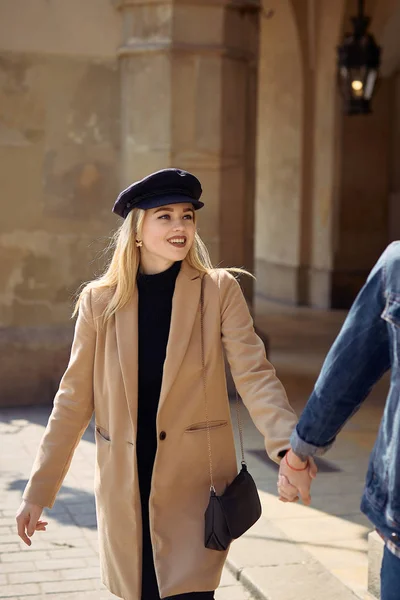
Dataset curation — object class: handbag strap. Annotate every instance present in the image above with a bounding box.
[200,275,246,493]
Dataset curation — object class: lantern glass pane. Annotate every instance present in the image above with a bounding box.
[364,70,377,100]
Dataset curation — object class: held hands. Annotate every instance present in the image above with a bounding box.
[277,449,317,506]
[16,500,47,546]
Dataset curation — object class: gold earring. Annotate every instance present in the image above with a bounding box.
[135,240,143,248]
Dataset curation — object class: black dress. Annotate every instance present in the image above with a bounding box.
[136,262,214,600]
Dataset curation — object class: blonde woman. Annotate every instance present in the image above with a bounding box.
[16,169,315,600]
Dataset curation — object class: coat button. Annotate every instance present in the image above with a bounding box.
[159,431,167,441]
[391,532,399,542]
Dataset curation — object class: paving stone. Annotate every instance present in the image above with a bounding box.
[60,566,101,580]
[0,549,49,563]
[35,557,87,571]
[47,547,97,560]
[41,577,98,593]
[0,561,35,574]
[1,330,383,600]
[240,563,359,600]
[0,525,14,534]
[0,582,42,597]
[0,543,21,553]
[215,584,253,600]
[0,533,26,544]
[8,569,61,584]
[228,516,312,570]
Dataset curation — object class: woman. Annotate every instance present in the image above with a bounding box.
[16,168,311,600]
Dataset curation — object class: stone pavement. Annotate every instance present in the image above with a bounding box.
[228,394,383,600]
[0,406,256,600]
[0,298,386,600]
[231,297,386,600]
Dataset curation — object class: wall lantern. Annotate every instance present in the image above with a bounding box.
[337,0,381,115]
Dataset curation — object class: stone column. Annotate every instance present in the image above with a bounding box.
[308,0,345,308]
[113,0,260,298]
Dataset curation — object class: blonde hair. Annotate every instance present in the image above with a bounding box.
[73,207,253,325]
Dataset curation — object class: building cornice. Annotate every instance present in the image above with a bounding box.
[116,39,256,61]
[113,0,260,11]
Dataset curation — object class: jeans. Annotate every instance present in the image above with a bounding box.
[381,546,400,600]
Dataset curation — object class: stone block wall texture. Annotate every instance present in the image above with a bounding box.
[0,0,121,406]
[0,0,260,407]
[2,0,400,405]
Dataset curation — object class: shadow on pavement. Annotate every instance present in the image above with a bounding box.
[0,404,95,444]
[9,478,98,529]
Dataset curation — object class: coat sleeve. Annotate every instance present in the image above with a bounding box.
[218,270,297,463]
[23,290,96,508]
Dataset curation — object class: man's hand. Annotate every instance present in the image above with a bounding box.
[278,449,317,505]
[16,500,47,546]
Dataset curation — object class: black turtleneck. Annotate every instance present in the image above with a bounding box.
[136,260,181,487]
[136,260,215,600]
[136,261,182,600]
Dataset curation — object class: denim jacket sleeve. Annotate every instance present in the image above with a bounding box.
[290,249,392,459]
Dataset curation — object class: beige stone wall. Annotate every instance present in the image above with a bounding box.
[0,0,121,58]
[0,0,121,405]
[0,0,260,406]
[2,0,400,405]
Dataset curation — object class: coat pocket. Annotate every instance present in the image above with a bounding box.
[95,425,111,442]
[185,420,228,433]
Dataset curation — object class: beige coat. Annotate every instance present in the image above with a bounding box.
[23,261,297,599]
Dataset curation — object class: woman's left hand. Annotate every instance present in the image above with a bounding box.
[277,449,317,505]
[277,474,299,503]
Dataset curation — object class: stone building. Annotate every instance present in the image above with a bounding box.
[1,0,399,406]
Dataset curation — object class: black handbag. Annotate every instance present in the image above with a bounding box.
[200,276,262,552]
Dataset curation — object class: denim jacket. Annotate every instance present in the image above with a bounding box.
[290,242,400,547]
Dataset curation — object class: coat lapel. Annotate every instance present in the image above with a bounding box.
[158,262,201,409]
[115,288,139,427]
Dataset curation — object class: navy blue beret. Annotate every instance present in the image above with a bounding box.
[112,168,204,219]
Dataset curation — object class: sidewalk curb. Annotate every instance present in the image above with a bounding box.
[224,516,363,600]
[225,560,268,600]
[225,551,363,600]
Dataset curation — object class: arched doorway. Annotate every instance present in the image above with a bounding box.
[332,0,400,307]
[255,0,400,309]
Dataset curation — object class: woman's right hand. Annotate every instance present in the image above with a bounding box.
[16,500,47,546]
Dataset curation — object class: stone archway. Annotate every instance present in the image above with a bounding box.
[331,0,400,307]
[254,0,400,308]
[255,0,347,308]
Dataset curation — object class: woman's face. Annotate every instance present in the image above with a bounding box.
[139,202,196,273]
